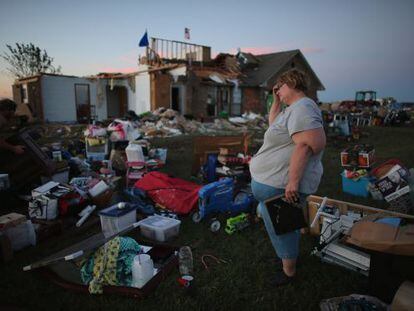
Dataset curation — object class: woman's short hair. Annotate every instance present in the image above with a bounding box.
[277,69,309,93]
[0,98,17,112]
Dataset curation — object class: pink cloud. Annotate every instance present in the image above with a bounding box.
[119,51,138,64]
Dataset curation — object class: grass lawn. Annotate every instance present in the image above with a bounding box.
[1,126,413,311]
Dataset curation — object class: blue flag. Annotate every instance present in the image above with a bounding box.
[139,31,149,47]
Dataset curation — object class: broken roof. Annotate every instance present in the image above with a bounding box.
[238,49,325,90]
[192,66,239,84]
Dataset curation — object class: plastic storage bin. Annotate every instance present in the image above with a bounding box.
[3,220,36,251]
[139,215,181,242]
[341,172,372,198]
[126,143,145,163]
[86,138,108,161]
[99,203,137,237]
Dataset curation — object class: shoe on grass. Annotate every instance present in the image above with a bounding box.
[270,270,295,287]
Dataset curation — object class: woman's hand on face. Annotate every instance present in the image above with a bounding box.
[272,86,281,105]
[285,182,299,203]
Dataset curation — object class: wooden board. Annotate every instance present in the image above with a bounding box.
[192,134,250,174]
[307,195,414,235]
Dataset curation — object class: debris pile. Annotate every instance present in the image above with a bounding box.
[137,108,267,137]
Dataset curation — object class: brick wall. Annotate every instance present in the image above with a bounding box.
[241,87,263,114]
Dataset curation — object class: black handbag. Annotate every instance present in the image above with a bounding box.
[264,195,307,235]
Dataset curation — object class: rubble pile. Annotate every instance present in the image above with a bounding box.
[36,109,267,143]
[138,108,267,137]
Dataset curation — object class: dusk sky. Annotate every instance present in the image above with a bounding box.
[1,0,413,102]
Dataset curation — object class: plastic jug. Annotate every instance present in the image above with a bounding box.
[126,143,145,163]
[132,254,154,288]
[178,246,193,276]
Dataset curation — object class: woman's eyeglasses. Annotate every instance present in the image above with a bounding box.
[273,83,284,93]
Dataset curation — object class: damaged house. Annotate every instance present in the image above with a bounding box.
[11,37,324,122]
[135,38,325,118]
[235,49,325,113]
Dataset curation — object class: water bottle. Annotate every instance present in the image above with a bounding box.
[178,246,193,276]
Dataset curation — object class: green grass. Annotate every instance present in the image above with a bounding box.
[1,126,414,310]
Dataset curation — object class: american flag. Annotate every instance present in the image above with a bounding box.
[184,27,190,40]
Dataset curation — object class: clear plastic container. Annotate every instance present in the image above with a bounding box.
[126,143,145,163]
[99,203,137,237]
[139,215,181,242]
[178,246,193,276]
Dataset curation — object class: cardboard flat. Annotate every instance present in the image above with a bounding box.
[391,281,414,311]
[346,216,414,256]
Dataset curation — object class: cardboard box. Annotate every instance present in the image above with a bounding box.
[341,148,375,168]
[28,196,59,220]
[374,164,410,202]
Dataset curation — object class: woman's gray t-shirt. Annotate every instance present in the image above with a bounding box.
[249,97,324,194]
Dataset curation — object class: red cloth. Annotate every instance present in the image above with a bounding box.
[134,172,202,215]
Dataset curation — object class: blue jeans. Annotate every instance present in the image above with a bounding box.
[251,179,306,260]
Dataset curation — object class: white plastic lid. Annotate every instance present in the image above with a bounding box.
[140,215,180,229]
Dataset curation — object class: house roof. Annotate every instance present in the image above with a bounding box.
[14,72,79,83]
[239,49,325,90]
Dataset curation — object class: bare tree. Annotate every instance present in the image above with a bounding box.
[1,43,62,78]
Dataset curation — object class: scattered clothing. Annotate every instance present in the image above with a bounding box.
[80,237,142,294]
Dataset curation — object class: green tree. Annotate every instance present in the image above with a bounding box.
[1,42,61,78]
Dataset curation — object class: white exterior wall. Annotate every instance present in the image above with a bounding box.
[40,75,136,122]
[134,65,151,114]
[41,75,98,122]
[95,78,107,121]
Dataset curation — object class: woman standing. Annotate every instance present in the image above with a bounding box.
[249,69,326,286]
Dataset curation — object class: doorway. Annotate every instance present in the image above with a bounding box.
[106,86,128,118]
[171,85,185,114]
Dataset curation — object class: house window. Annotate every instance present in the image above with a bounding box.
[21,84,28,103]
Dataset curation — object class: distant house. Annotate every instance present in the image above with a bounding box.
[12,40,324,122]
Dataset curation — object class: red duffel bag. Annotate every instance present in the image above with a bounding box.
[134,172,201,215]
